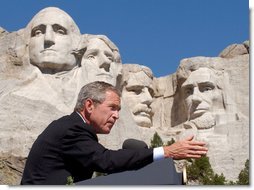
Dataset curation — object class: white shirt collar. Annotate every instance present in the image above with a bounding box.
[76,111,86,124]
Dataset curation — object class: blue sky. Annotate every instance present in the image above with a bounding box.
[0,0,249,77]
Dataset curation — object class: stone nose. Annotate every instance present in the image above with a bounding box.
[44,26,55,47]
[191,87,202,105]
[141,88,153,106]
[98,54,111,72]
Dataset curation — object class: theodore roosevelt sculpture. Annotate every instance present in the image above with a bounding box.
[121,64,154,128]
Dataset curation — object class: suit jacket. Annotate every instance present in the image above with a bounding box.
[21,112,153,185]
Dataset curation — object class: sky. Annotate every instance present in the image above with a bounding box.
[0,0,249,77]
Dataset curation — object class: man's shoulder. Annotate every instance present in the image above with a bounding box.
[57,112,96,134]
[42,112,81,134]
[43,112,97,140]
[56,112,98,141]
[53,112,81,124]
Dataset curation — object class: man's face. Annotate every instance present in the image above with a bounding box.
[181,68,224,121]
[28,10,77,72]
[90,91,121,134]
[81,38,121,86]
[122,71,153,128]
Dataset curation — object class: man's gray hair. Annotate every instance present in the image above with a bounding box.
[74,81,121,112]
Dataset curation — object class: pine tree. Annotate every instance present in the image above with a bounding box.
[150,132,163,148]
[166,138,175,146]
[236,159,249,185]
[186,156,226,185]
[66,176,74,185]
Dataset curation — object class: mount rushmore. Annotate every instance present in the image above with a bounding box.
[0,7,249,184]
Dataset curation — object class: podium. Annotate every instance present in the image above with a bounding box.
[76,158,184,185]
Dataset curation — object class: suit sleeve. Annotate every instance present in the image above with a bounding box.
[61,125,153,174]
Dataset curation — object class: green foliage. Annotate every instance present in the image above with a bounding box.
[187,156,212,183]
[94,171,108,177]
[186,156,226,185]
[166,138,175,146]
[150,132,176,148]
[204,173,226,185]
[227,180,236,185]
[236,159,249,185]
[150,132,164,148]
[186,157,250,185]
[66,176,74,185]
[149,132,249,185]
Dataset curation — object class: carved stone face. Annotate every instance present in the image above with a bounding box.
[28,8,78,73]
[81,38,121,86]
[181,68,224,126]
[122,71,154,128]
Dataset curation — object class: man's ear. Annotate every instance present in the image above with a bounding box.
[84,98,94,113]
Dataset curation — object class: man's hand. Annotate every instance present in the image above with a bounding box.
[163,135,208,159]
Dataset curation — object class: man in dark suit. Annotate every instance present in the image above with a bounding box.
[21,81,208,185]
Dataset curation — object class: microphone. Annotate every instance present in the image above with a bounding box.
[122,139,148,149]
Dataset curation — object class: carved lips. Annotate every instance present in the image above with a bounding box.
[190,108,208,120]
[133,106,152,119]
